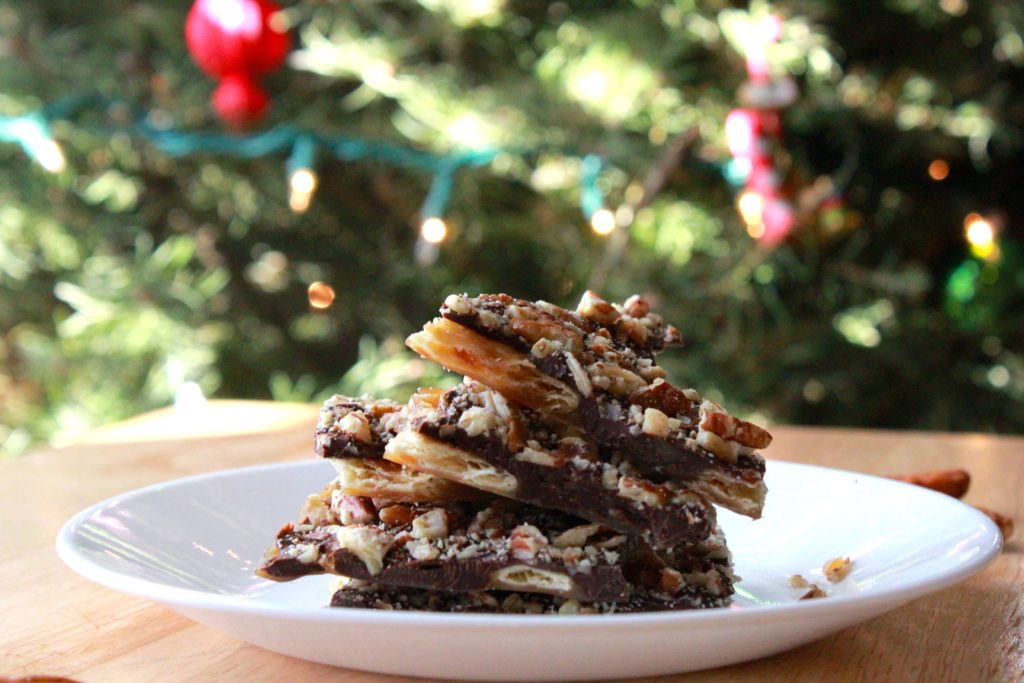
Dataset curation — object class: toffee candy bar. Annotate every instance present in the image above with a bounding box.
[258,484,648,602]
[384,381,715,548]
[406,292,770,517]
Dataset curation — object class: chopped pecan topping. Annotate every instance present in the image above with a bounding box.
[799,584,827,600]
[576,290,621,326]
[333,493,376,525]
[823,556,853,583]
[552,523,603,548]
[457,406,503,437]
[411,508,449,540]
[589,362,646,395]
[378,504,416,527]
[622,294,650,318]
[514,447,558,467]
[616,476,670,507]
[629,379,694,417]
[641,408,670,438]
[302,492,332,526]
[658,567,684,594]
[405,539,441,561]
[444,293,474,316]
[338,411,372,443]
[509,523,548,560]
[512,318,583,355]
[699,403,773,450]
[335,526,392,575]
[617,316,648,346]
[788,574,810,588]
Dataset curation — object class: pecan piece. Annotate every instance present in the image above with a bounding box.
[799,584,827,600]
[509,524,548,560]
[576,290,621,326]
[788,574,810,588]
[511,318,583,354]
[622,294,650,318]
[411,508,449,540]
[888,469,970,499]
[333,493,377,525]
[378,504,416,527]
[629,379,694,417]
[616,316,648,346]
[658,567,684,594]
[641,408,670,437]
[823,556,853,583]
[699,407,773,450]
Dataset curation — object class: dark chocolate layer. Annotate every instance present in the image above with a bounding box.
[329,581,731,613]
[573,376,766,480]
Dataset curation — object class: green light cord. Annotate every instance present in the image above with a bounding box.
[286,132,318,177]
[579,154,605,219]
[0,95,606,225]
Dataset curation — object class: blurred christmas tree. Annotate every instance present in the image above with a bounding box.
[1,0,1022,455]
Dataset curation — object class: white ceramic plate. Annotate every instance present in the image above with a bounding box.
[57,460,1001,681]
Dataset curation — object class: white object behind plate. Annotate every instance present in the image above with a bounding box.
[57,460,1001,680]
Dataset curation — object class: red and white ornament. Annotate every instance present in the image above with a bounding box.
[725,14,795,247]
[185,0,291,129]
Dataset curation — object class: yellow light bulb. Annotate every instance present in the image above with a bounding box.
[965,216,994,248]
[36,139,66,173]
[289,168,318,213]
[590,208,616,236]
[737,191,764,225]
[421,217,448,244]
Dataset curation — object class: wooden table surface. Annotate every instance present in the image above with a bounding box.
[1,400,1021,682]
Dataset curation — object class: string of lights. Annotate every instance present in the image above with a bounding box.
[3,96,998,269]
[0,95,615,254]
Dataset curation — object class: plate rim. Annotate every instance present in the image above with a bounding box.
[56,459,1003,629]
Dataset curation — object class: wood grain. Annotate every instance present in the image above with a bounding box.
[1,401,1021,682]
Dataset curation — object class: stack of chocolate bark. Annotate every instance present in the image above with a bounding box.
[258,292,772,614]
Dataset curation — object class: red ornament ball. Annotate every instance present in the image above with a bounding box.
[212,73,269,130]
[185,0,290,128]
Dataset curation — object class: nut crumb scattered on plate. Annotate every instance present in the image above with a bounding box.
[788,574,810,588]
[823,556,853,583]
[799,584,827,600]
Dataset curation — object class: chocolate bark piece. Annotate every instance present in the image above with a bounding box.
[257,483,649,602]
[315,395,404,460]
[329,523,736,613]
[316,393,480,502]
[441,291,682,357]
[406,292,770,518]
[581,382,768,517]
[383,381,716,548]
